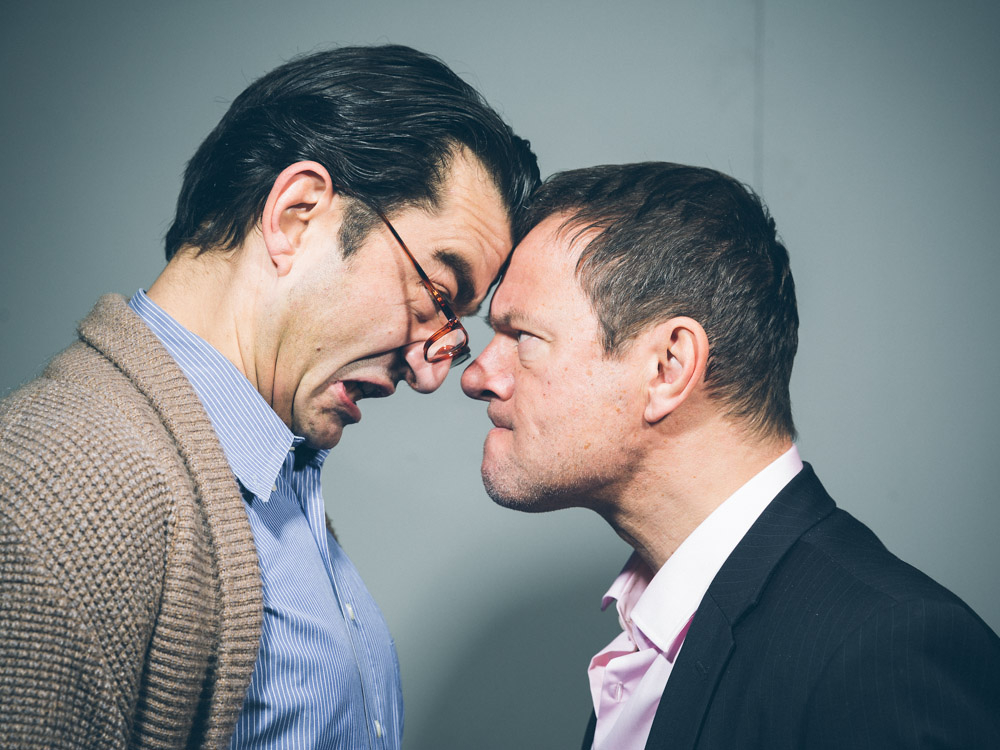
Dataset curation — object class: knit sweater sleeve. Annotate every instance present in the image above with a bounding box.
[0,376,172,749]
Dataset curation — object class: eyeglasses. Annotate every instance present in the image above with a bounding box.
[369,205,471,368]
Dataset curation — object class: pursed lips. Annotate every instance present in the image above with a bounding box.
[486,404,513,430]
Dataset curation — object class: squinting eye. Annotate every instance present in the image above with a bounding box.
[421,284,445,309]
[428,283,453,307]
[514,331,541,362]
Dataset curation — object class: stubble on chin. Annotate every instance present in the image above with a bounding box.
[480,440,631,514]
[292,405,345,450]
[480,461,582,514]
[482,467,537,511]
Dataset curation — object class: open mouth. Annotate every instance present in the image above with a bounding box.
[345,380,394,402]
[362,381,394,399]
[338,379,396,420]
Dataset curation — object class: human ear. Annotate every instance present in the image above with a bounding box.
[260,160,335,276]
[642,317,710,425]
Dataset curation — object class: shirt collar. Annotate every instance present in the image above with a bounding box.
[129,289,323,502]
[602,446,804,653]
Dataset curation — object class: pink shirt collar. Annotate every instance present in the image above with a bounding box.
[605,445,804,652]
[588,446,803,750]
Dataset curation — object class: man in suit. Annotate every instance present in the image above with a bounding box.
[461,162,1000,748]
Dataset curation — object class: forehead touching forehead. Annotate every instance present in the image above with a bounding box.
[488,211,596,329]
[373,147,512,322]
[435,149,514,313]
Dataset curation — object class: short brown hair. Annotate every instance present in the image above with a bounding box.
[523,162,798,440]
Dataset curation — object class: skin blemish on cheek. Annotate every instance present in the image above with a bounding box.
[583,442,591,450]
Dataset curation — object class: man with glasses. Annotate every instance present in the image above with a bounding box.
[0,45,538,749]
[462,162,1000,749]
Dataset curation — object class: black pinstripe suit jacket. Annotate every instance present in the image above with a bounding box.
[582,464,1000,749]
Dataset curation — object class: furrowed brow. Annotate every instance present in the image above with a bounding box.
[435,250,477,314]
[486,308,530,333]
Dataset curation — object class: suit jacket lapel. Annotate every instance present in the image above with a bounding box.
[645,597,734,748]
[581,711,597,749]
[643,465,835,749]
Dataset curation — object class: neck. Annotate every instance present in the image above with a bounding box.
[599,415,792,572]
[146,245,266,392]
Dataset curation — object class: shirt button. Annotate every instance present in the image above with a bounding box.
[345,603,355,621]
[612,683,623,702]
[271,485,278,493]
[374,719,383,738]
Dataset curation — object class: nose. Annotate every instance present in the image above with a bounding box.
[460,354,487,400]
[460,336,510,402]
[402,341,451,394]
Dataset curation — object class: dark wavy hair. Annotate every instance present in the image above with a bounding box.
[524,163,798,440]
[164,44,539,260]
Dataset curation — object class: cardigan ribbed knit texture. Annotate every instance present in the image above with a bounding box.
[1,294,263,748]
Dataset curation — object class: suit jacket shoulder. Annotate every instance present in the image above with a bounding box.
[643,465,1000,749]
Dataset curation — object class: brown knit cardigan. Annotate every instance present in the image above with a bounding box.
[0,295,263,748]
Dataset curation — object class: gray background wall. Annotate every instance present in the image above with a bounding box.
[2,1,997,748]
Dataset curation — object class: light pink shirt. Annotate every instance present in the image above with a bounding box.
[587,447,804,750]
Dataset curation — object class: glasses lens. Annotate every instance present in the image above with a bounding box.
[427,325,469,366]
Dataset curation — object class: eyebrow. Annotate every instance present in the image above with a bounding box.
[434,250,477,314]
[486,308,533,332]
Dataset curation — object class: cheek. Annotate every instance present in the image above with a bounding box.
[544,374,635,440]
[509,389,561,448]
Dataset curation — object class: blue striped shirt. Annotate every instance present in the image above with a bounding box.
[129,290,403,749]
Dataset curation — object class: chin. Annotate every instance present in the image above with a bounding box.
[293,412,345,450]
[482,466,575,514]
[309,433,343,450]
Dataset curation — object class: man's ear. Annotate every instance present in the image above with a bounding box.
[261,160,335,277]
[642,316,710,425]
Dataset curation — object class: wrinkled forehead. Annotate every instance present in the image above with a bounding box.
[488,213,594,321]
[435,150,514,312]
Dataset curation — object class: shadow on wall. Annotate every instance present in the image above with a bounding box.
[405,568,620,750]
